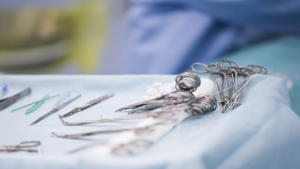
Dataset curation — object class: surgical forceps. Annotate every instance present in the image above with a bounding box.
[116,72,200,114]
[0,140,41,152]
[229,66,251,105]
[59,113,151,126]
[215,61,239,108]
[61,93,114,118]
[52,120,175,139]
[58,93,217,126]
[229,64,267,105]
[192,63,227,112]
[0,88,31,110]
[248,64,267,75]
[53,95,217,141]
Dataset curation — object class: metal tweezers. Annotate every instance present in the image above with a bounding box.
[0,88,31,111]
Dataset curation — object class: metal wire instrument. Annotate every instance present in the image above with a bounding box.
[30,94,81,126]
[0,140,41,152]
[61,93,114,118]
[0,88,31,111]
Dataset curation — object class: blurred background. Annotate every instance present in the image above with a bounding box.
[0,0,299,114]
[0,0,128,74]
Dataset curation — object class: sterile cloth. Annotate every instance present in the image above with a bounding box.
[0,74,299,169]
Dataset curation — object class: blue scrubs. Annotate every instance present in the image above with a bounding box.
[124,0,300,74]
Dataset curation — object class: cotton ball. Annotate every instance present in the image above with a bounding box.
[170,81,176,91]
[193,78,215,96]
[146,87,158,96]
[150,93,162,99]
[153,82,163,86]
[146,86,153,89]
[155,93,162,97]
[143,95,151,101]
[153,82,163,91]
[159,85,173,95]
[164,83,171,88]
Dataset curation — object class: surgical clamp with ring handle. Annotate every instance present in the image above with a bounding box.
[191,62,228,112]
[192,60,267,112]
[0,140,41,152]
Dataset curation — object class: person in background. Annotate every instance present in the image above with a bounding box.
[123,0,300,74]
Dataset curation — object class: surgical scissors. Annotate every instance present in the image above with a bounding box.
[0,140,41,152]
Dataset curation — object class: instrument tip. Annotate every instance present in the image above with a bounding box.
[29,120,39,126]
[50,129,57,134]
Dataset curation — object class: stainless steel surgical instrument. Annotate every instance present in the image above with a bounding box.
[61,93,114,118]
[30,94,81,126]
[0,140,41,152]
[0,88,31,111]
[192,62,228,112]
[59,113,150,126]
[192,60,268,112]
[116,72,200,114]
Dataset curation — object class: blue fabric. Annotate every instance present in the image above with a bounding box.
[0,74,299,169]
[124,0,300,74]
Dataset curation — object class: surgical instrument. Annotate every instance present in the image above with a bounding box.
[59,113,149,126]
[215,61,238,108]
[116,72,200,114]
[61,93,114,118]
[0,88,31,111]
[59,104,195,126]
[53,117,181,139]
[192,63,228,112]
[192,60,268,112]
[53,94,217,138]
[51,125,153,138]
[30,94,81,126]
[0,140,41,152]
[11,94,60,112]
